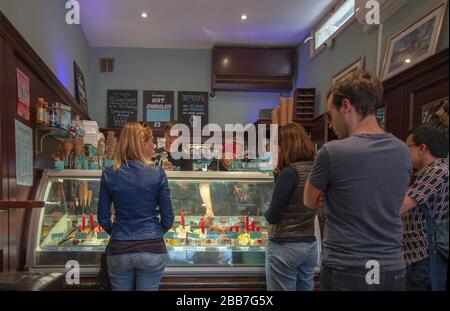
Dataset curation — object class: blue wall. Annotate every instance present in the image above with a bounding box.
[88,47,281,128]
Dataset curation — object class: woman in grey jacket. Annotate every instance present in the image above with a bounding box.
[264,122,318,291]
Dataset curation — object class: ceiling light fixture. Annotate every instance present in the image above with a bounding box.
[141,11,149,19]
[405,58,411,63]
[241,14,248,21]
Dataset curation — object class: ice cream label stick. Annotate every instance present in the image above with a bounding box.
[82,214,86,231]
[201,217,205,234]
[181,211,185,228]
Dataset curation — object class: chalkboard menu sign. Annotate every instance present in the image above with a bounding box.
[143,91,174,129]
[107,90,138,128]
[74,61,88,113]
[178,91,209,129]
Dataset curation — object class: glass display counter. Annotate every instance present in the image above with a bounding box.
[26,169,285,276]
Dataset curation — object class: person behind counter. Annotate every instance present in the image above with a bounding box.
[264,122,318,291]
[152,121,193,171]
[97,122,174,291]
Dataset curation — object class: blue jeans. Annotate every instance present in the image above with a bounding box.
[320,264,406,291]
[265,240,318,291]
[107,252,168,291]
[405,254,448,291]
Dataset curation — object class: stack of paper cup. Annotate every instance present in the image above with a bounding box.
[280,97,288,126]
[271,107,280,125]
[287,97,294,123]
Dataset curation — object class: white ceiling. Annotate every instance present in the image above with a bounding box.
[79,0,335,49]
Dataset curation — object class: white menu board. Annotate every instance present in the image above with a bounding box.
[15,120,33,186]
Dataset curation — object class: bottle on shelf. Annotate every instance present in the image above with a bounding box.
[35,98,46,126]
[50,105,58,127]
[44,101,50,126]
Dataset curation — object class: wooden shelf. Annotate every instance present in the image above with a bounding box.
[293,88,316,124]
[0,201,45,210]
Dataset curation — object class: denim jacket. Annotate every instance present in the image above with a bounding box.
[97,160,174,241]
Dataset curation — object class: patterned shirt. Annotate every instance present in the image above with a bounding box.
[402,158,449,266]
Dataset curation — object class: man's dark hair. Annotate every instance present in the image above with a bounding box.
[327,70,383,119]
[409,125,449,158]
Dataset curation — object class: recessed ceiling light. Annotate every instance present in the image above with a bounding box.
[405,58,411,63]
[141,11,149,19]
[241,14,248,21]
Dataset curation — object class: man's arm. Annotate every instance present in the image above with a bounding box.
[400,196,418,215]
[304,182,325,209]
[303,146,331,209]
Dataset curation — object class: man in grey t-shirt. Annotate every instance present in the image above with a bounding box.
[304,70,412,291]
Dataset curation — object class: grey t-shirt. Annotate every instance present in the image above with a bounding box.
[308,133,412,270]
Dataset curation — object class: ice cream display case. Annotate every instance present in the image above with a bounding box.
[26,169,278,276]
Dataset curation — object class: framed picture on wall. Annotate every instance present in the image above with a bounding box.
[421,97,449,129]
[331,56,365,85]
[381,1,447,81]
[74,61,88,113]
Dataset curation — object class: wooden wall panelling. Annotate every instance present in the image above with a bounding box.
[408,73,448,130]
[0,33,8,273]
[0,11,92,271]
[383,48,449,140]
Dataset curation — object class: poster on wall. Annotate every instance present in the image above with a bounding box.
[74,61,88,113]
[422,97,449,129]
[143,91,174,129]
[16,68,30,121]
[107,90,138,128]
[15,120,33,186]
[178,91,209,130]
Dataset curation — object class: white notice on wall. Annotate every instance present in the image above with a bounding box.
[15,120,33,186]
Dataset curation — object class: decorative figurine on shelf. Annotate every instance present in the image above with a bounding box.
[97,137,105,168]
[70,136,88,170]
[62,138,75,169]
[52,138,74,169]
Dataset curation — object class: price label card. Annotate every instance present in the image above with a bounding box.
[189,233,200,239]
[228,217,239,224]
[97,232,109,240]
[75,232,88,240]
[226,232,238,239]
[206,232,218,240]
[43,218,54,226]
[191,216,201,223]
[164,232,175,239]
[51,233,64,240]
[250,232,262,239]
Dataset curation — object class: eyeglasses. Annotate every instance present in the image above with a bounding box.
[406,143,417,148]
